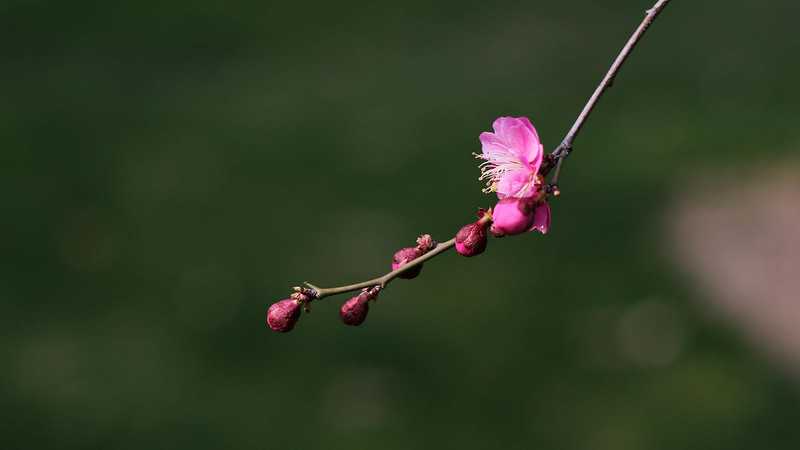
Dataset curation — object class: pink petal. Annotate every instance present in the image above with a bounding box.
[496,168,536,199]
[515,116,541,145]
[479,131,512,159]
[492,116,543,171]
[528,202,551,234]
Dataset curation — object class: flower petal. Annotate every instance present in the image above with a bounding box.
[495,168,536,199]
[479,131,511,159]
[528,202,551,234]
[492,116,543,170]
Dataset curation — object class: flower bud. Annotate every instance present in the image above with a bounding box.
[392,247,422,278]
[490,198,535,236]
[490,198,551,237]
[415,234,435,252]
[340,295,369,326]
[391,234,436,279]
[455,221,488,256]
[340,287,380,326]
[266,298,302,332]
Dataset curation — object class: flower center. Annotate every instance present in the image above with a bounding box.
[473,152,521,191]
[473,152,540,197]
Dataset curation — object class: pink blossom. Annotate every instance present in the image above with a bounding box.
[490,198,551,237]
[476,116,544,199]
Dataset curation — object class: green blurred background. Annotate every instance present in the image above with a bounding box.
[3,0,800,448]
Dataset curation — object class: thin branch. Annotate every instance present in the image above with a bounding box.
[301,239,457,300]
[551,0,671,161]
[294,0,672,303]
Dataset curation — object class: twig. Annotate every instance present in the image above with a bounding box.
[296,0,672,302]
[549,0,672,183]
[299,239,457,300]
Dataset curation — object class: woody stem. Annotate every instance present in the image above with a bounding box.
[549,0,671,183]
[293,1,673,301]
[303,238,457,300]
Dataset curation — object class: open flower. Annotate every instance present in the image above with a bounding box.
[476,116,544,199]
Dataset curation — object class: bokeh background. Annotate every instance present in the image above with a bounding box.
[3,0,799,449]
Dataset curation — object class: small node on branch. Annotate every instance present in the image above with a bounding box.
[294,285,319,299]
[547,184,561,197]
[555,144,573,160]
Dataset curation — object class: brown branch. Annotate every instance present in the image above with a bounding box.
[297,0,672,301]
[299,238,457,300]
[549,0,672,184]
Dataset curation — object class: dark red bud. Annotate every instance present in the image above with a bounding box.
[340,287,380,326]
[340,295,370,326]
[391,234,436,279]
[455,221,488,257]
[392,247,423,279]
[266,298,302,332]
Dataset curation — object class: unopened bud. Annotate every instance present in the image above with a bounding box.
[490,198,551,236]
[340,295,369,326]
[391,234,436,279]
[490,198,535,237]
[340,287,380,326]
[455,222,488,257]
[266,298,302,332]
[415,234,435,252]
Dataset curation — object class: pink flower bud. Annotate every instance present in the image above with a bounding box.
[340,295,369,326]
[415,234,435,252]
[266,298,301,332]
[490,198,552,237]
[455,222,489,257]
[490,198,535,236]
[392,247,423,278]
[340,287,380,326]
[391,234,436,279]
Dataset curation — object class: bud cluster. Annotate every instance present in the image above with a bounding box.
[267,199,549,333]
